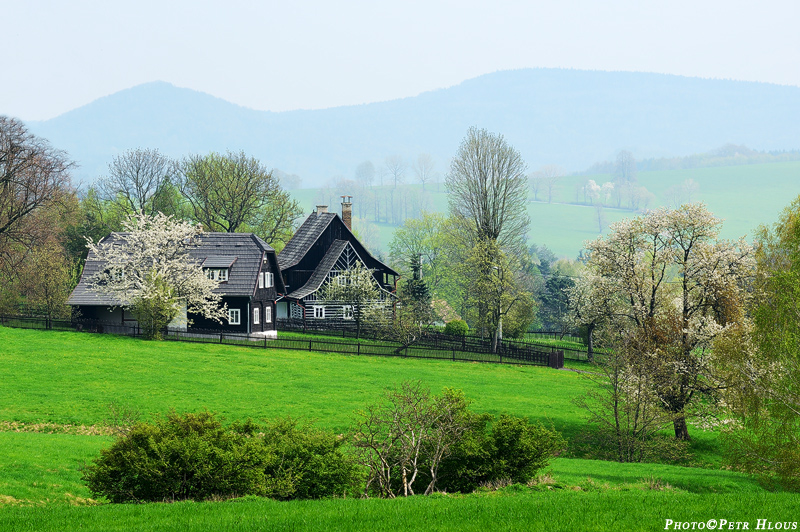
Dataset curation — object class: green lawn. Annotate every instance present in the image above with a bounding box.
[0,326,793,529]
[3,491,799,532]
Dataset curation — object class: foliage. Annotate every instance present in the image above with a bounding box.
[352,382,563,497]
[437,414,564,493]
[352,382,472,497]
[179,151,302,249]
[444,319,469,336]
[81,411,360,503]
[18,241,77,320]
[86,212,227,339]
[579,203,754,440]
[388,211,448,291]
[720,195,800,490]
[573,340,691,463]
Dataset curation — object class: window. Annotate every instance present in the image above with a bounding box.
[264,306,272,323]
[265,272,274,288]
[313,306,325,319]
[228,308,241,325]
[206,268,228,282]
[342,305,353,320]
[258,272,264,289]
[337,274,350,286]
[253,307,260,325]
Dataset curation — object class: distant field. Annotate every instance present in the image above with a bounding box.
[290,161,800,258]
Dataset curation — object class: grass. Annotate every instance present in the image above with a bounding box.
[3,491,799,532]
[0,325,792,529]
[0,327,589,434]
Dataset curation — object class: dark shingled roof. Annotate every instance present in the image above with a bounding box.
[278,210,398,276]
[277,211,336,271]
[68,232,279,306]
[285,240,349,300]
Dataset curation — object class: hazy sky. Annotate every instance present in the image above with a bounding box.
[4,0,799,121]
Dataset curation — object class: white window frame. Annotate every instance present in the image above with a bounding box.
[342,305,353,320]
[228,308,241,325]
[313,305,325,319]
[265,272,274,288]
[264,306,272,323]
[206,268,229,282]
[253,307,260,325]
[337,274,350,286]
[258,272,264,289]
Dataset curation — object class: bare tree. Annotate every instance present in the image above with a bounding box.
[537,164,564,204]
[97,148,178,216]
[0,116,72,240]
[354,161,375,188]
[179,151,302,244]
[384,155,406,189]
[412,153,435,190]
[614,150,637,184]
[446,127,529,251]
[530,171,543,201]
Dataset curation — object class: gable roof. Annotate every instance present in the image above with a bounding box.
[68,232,282,306]
[278,210,398,276]
[285,239,350,300]
[278,211,337,271]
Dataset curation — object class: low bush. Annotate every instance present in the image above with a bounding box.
[444,319,469,336]
[437,414,565,493]
[82,411,359,503]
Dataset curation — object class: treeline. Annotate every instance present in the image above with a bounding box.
[582,143,800,175]
[0,117,302,319]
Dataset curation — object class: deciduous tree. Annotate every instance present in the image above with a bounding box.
[582,204,753,440]
[179,151,302,247]
[97,148,179,216]
[87,212,227,339]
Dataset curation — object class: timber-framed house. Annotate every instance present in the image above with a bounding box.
[68,232,284,337]
[276,199,399,323]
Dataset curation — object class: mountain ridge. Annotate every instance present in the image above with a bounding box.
[25,68,800,187]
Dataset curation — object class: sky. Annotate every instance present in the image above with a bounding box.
[3,0,799,121]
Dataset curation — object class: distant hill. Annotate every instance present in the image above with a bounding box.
[24,69,800,187]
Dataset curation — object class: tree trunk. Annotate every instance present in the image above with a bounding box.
[586,323,595,363]
[673,416,690,441]
[491,317,503,353]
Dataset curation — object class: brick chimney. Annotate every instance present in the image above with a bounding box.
[316,205,328,214]
[341,196,352,230]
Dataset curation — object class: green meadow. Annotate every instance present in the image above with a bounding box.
[1,326,798,530]
[292,160,800,258]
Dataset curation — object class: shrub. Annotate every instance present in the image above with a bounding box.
[444,319,469,336]
[437,414,564,493]
[82,411,359,503]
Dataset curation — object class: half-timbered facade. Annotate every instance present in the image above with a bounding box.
[276,201,399,323]
[68,232,284,337]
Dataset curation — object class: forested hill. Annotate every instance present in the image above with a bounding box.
[25,69,800,186]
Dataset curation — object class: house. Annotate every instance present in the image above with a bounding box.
[68,232,284,337]
[276,198,399,323]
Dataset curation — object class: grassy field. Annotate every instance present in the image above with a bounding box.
[1,326,796,530]
[291,160,800,258]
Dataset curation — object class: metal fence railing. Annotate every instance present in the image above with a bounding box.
[0,315,564,369]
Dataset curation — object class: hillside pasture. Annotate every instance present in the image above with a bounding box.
[292,160,800,258]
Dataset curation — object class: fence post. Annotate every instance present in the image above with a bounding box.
[358,342,361,355]
[220,332,223,344]
[452,347,455,361]
[309,340,312,351]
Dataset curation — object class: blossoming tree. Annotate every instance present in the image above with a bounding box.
[87,212,227,339]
